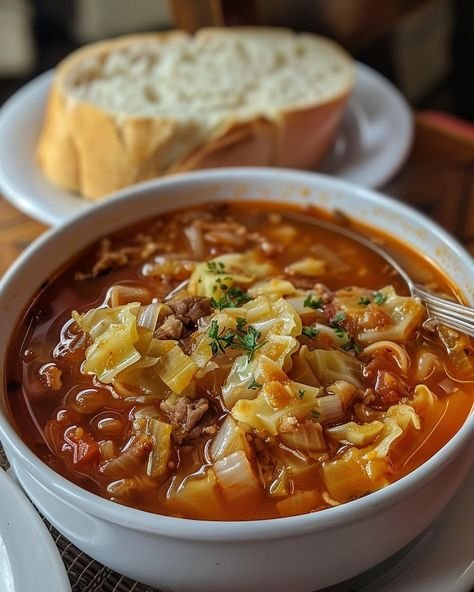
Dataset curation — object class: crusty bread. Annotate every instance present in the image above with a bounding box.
[37,28,354,200]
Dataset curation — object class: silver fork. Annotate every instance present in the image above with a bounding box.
[282,212,474,338]
[413,285,474,337]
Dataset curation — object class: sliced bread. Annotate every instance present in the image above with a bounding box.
[37,27,354,200]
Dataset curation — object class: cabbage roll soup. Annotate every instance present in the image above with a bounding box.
[6,202,474,520]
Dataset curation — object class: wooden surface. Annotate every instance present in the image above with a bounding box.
[0,113,473,278]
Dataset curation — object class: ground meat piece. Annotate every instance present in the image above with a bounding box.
[162,396,210,444]
[169,297,213,327]
[75,234,165,279]
[155,315,184,340]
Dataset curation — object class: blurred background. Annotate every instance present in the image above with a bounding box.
[0,0,472,120]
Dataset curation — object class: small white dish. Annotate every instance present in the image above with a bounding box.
[0,467,71,592]
[0,63,412,226]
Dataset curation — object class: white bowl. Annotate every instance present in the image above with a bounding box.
[0,168,473,592]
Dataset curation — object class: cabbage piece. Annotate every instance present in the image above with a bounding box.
[276,490,322,517]
[280,419,326,452]
[214,450,260,500]
[154,345,198,394]
[326,420,384,447]
[326,380,358,409]
[248,279,297,299]
[285,257,326,276]
[222,355,258,410]
[258,335,299,371]
[321,447,387,503]
[73,303,141,383]
[364,403,420,460]
[289,346,321,387]
[304,348,364,388]
[133,416,172,478]
[188,252,274,299]
[231,381,322,436]
[209,416,251,461]
[113,339,175,397]
[221,296,301,407]
[190,332,214,370]
[244,296,302,338]
[335,286,425,344]
[313,394,345,424]
[165,468,224,518]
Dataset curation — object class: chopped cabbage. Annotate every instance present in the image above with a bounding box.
[304,348,364,388]
[73,303,141,383]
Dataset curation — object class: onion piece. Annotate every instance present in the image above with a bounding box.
[313,395,344,424]
[213,450,260,500]
[137,303,161,331]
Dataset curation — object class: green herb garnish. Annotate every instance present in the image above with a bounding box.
[304,294,324,310]
[233,325,266,362]
[210,287,252,310]
[358,296,371,305]
[373,292,387,305]
[248,376,263,390]
[302,326,320,338]
[330,311,346,326]
[236,317,247,332]
[208,320,266,361]
[208,320,235,355]
[298,389,306,399]
[311,409,320,419]
[206,261,227,274]
[342,339,362,354]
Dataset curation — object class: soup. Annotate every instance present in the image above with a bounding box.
[5,202,474,520]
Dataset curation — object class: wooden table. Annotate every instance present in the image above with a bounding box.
[0,113,473,278]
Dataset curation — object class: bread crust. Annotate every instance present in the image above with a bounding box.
[36,29,353,200]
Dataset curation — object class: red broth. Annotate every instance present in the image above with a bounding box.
[5,202,474,520]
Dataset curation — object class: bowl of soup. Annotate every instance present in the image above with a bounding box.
[0,168,473,591]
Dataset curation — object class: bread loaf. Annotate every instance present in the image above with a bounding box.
[37,28,354,200]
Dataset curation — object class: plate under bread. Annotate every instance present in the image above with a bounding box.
[0,62,412,226]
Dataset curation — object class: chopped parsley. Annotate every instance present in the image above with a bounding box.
[207,319,235,355]
[358,296,371,305]
[233,325,266,362]
[248,376,262,390]
[342,339,362,354]
[208,319,266,362]
[302,326,320,339]
[236,316,247,332]
[298,388,306,399]
[206,261,227,274]
[330,311,346,326]
[373,292,387,305]
[304,294,324,310]
[311,409,320,419]
[210,287,252,310]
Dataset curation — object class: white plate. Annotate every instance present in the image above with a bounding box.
[0,63,412,226]
[0,467,71,592]
[327,466,474,592]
